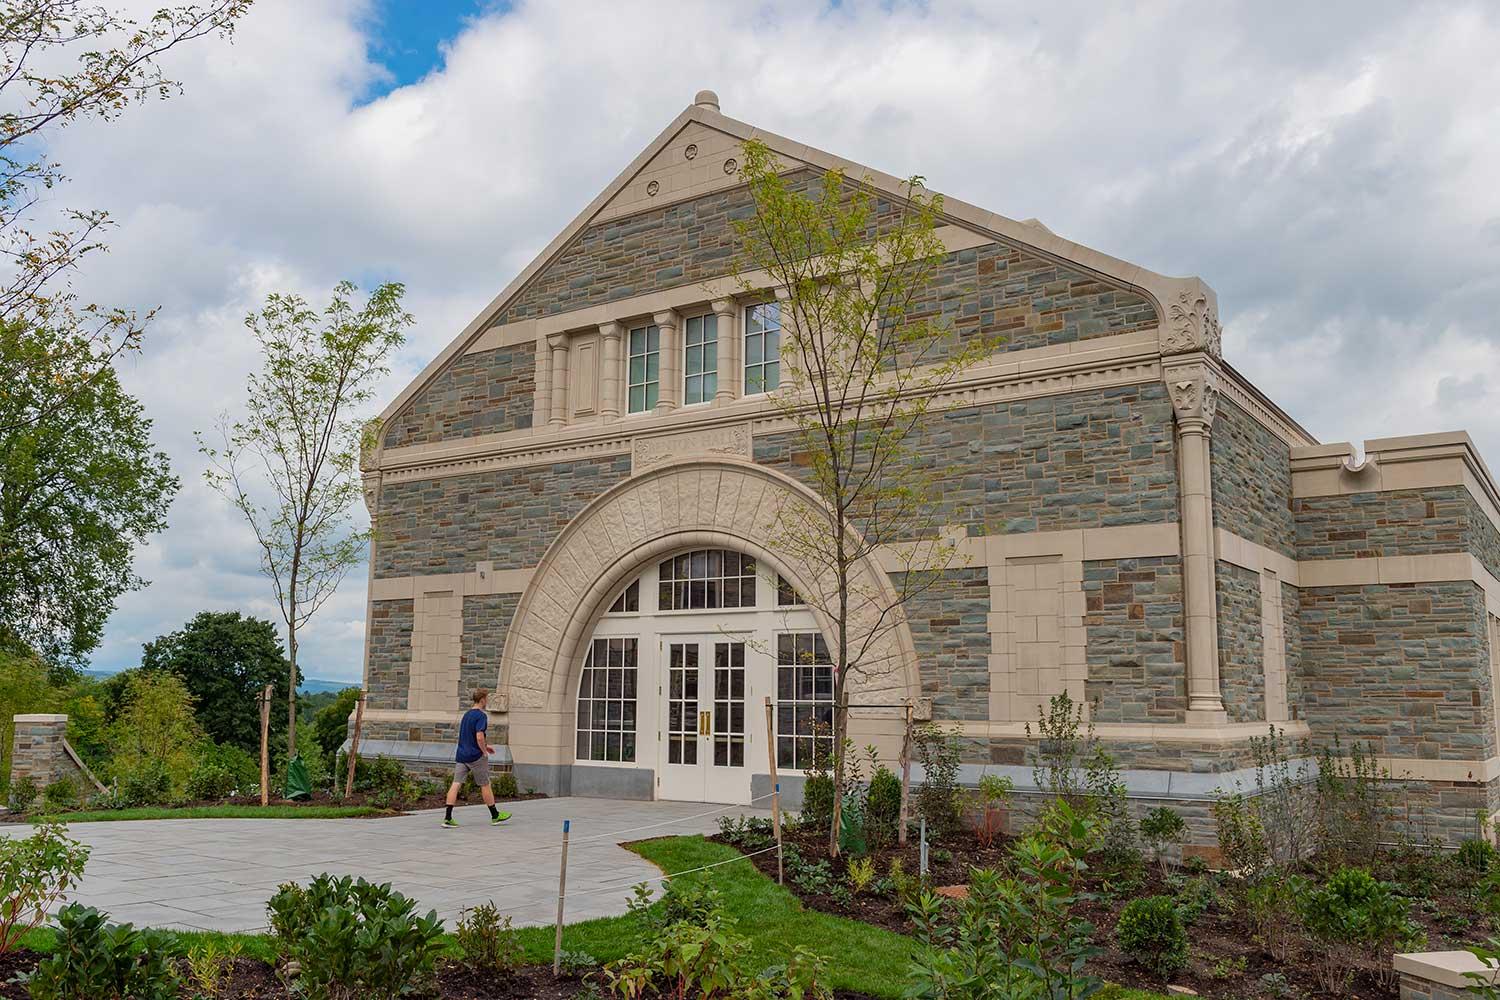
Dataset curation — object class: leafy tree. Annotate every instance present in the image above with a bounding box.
[201,282,411,759]
[140,610,294,752]
[0,1,250,435]
[0,323,177,661]
[732,140,998,853]
[312,686,360,763]
[104,669,203,795]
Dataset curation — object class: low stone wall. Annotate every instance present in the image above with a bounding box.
[1395,950,1497,999]
[9,714,103,795]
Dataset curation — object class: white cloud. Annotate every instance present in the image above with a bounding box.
[35,0,1500,679]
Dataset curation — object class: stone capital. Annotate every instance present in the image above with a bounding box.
[598,320,623,342]
[652,309,679,330]
[361,471,381,516]
[1165,361,1221,428]
[546,332,569,351]
[1159,278,1222,358]
[710,297,735,318]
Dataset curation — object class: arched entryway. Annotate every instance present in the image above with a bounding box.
[499,458,919,803]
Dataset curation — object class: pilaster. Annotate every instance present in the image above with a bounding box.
[547,333,570,429]
[712,298,738,404]
[1165,357,1228,723]
[653,309,680,413]
[599,321,623,422]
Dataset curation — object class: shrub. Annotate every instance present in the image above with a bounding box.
[40,777,78,813]
[715,814,773,850]
[1316,736,1393,868]
[1297,867,1418,995]
[865,765,902,845]
[455,902,521,973]
[847,856,875,894]
[914,724,963,837]
[605,910,831,1000]
[1171,873,1218,925]
[6,775,38,813]
[119,759,174,808]
[0,821,89,954]
[1210,789,1269,875]
[1459,838,1498,873]
[491,770,520,799]
[1244,871,1302,961]
[28,904,180,1000]
[1116,895,1188,979]
[970,773,1013,849]
[185,938,240,1000]
[267,874,445,1000]
[104,670,203,798]
[184,760,237,802]
[1140,806,1187,876]
[801,774,834,829]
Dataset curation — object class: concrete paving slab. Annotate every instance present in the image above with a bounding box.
[3,797,766,932]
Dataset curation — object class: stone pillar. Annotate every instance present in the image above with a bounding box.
[1166,359,1228,723]
[654,309,680,413]
[9,714,101,794]
[547,333,570,429]
[599,321,623,422]
[1394,950,1499,999]
[712,298,738,403]
[534,338,552,433]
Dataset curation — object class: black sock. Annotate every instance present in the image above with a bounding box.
[445,805,454,821]
[488,805,499,819]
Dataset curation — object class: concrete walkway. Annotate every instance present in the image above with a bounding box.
[27,797,764,932]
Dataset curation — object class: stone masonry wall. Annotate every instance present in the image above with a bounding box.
[366,599,413,711]
[1468,492,1500,582]
[1297,582,1492,760]
[1083,556,1186,724]
[375,454,633,577]
[461,594,519,709]
[896,568,990,721]
[755,385,1179,537]
[384,343,536,449]
[8,716,97,793]
[1216,561,1265,724]
[1211,400,1295,558]
[1294,487,1471,562]
[902,242,1158,363]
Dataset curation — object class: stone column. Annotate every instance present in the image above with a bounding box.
[712,298,738,403]
[1166,360,1228,723]
[534,338,552,433]
[547,333,569,429]
[654,309,680,413]
[599,321,623,422]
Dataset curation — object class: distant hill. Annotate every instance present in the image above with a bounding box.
[83,668,358,695]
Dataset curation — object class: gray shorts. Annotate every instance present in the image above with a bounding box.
[453,756,490,785]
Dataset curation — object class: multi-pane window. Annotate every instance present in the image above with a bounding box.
[776,575,803,607]
[658,549,757,611]
[776,632,833,769]
[744,302,781,394]
[575,637,638,762]
[683,313,718,405]
[607,579,639,614]
[627,324,660,413]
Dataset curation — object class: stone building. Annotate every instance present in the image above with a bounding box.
[357,91,1500,843]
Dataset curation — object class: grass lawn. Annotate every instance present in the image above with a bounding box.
[26,804,387,823]
[19,834,1172,999]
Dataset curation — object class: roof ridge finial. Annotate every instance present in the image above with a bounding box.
[693,89,720,111]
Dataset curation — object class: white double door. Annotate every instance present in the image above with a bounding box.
[657,633,762,804]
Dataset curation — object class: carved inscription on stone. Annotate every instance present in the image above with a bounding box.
[632,423,751,472]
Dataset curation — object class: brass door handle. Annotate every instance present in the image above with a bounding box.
[699,711,711,736]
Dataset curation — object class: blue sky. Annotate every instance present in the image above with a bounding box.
[361,1,502,96]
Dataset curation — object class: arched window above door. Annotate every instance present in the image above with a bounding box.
[658,549,757,610]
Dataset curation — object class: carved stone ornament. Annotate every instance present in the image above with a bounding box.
[1163,287,1223,358]
[632,424,751,472]
[361,471,381,516]
[684,143,698,160]
[646,180,660,197]
[723,157,737,175]
[1166,363,1221,425]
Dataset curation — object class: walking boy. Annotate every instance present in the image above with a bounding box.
[443,688,510,828]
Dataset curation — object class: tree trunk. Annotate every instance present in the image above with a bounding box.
[287,622,298,761]
[829,693,849,858]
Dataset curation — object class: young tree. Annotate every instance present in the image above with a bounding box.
[0,319,178,662]
[141,610,293,752]
[201,282,411,761]
[0,1,252,433]
[733,141,1000,854]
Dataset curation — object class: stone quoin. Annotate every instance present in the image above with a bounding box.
[352,91,1500,845]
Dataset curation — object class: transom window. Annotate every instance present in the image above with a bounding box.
[744,302,781,395]
[775,632,833,769]
[576,637,638,762]
[683,313,718,405]
[607,579,639,614]
[776,575,803,607]
[658,549,757,611]
[628,324,660,413]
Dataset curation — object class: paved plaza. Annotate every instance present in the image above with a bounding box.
[25,797,761,932]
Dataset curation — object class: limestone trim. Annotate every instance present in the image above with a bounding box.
[375,96,1218,445]
[497,458,922,748]
[1217,360,1318,448]
[1215,528,1300,585]
[359,708,504,726]
[955,719,1311,745]
[60,738,106,793]
[376,332,1163,484]
[1260,569,1290,723]
[1297,552,1500,618]
[12,713,67,723]
[371,567,534,601]
[1394,951,1500,990]
[1291,431,1500,541]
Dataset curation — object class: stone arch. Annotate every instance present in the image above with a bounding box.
[498,457,920,730]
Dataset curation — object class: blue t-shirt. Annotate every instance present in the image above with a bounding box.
[456,708,488,764]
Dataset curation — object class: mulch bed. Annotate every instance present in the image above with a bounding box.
[0,787,547,822]
[0,952,880,998]
[727,825,1492,1000]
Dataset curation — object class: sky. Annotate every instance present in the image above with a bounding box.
[34,0,1500,682]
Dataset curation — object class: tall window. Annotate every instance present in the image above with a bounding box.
[683,313,718,405]
[628,324,660,413]
[576,637,638,762]
[776,632,833,769]
[744,302,781,394]
[658,549,757,610]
